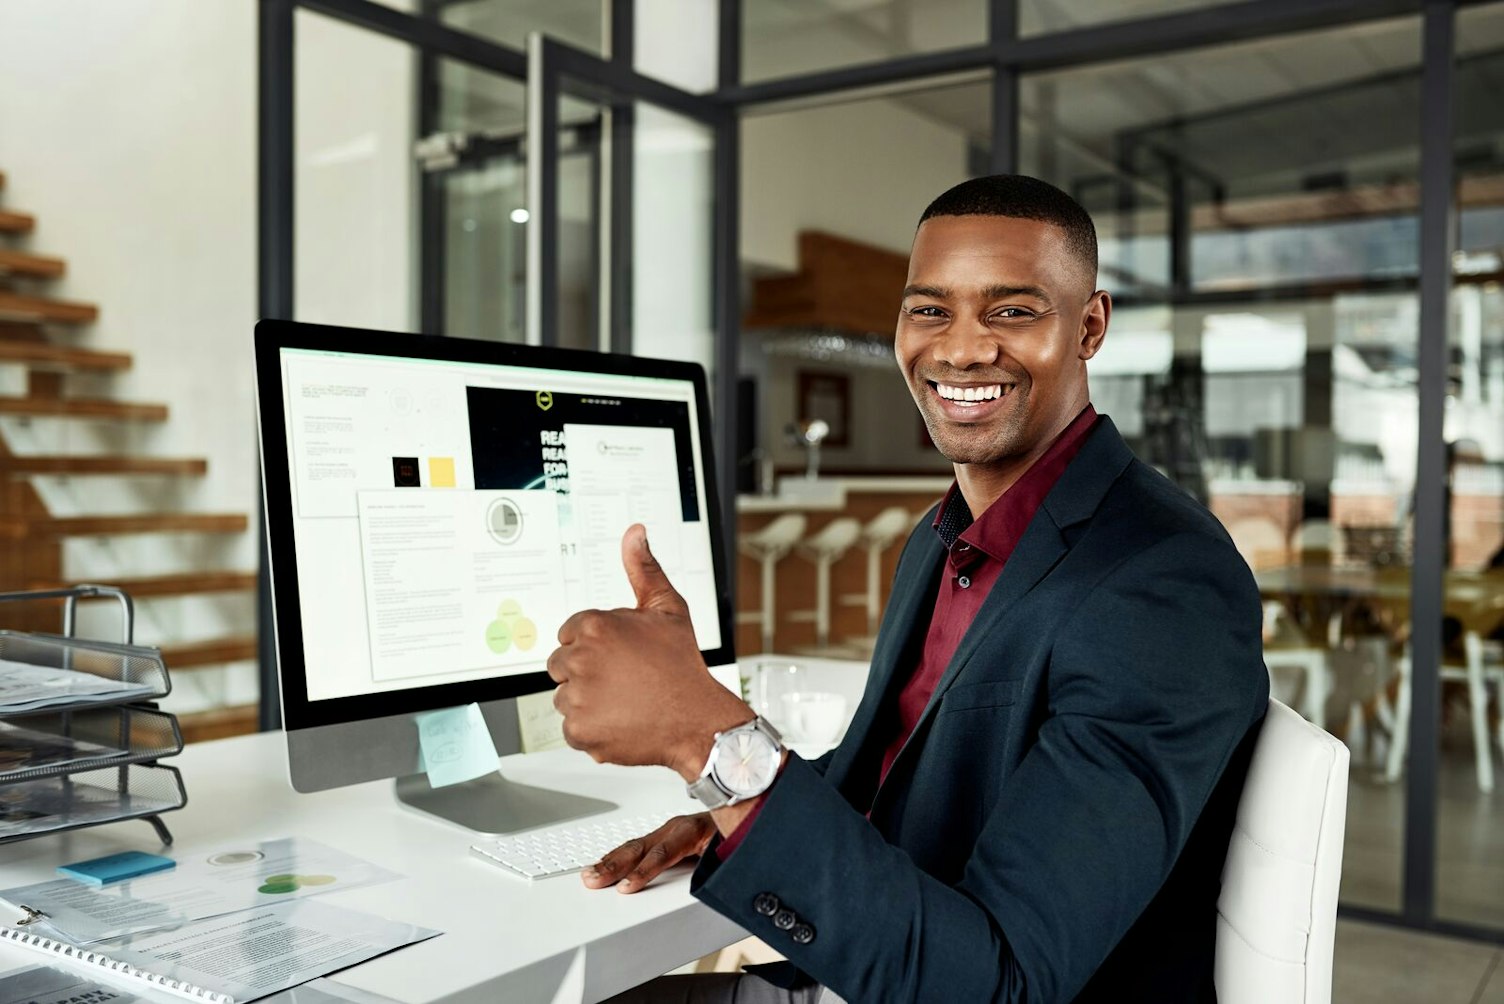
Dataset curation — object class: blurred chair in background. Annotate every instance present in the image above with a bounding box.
[736,513,807,654]
[789,517,862,651]
[840,506,913,643]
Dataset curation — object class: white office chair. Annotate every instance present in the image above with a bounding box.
[735,513,807,654]
[1384,578,1504,794]
[789,517,862,650]
[1216,698,1350,1004]
[840,506,913,637]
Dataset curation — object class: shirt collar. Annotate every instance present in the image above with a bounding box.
[931,405,1100,561]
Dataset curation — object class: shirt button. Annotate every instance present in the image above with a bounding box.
[958,575,971,589]
[773,909,797,931]
[753,893,780,916]
[791,923,816,945]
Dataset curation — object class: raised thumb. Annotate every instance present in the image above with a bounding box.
[622,524,689,615]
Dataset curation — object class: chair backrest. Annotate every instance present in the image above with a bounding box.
[1216,698,1349,1004]
[747,513,808,552]
[861,506,913,548]
[804,516,863,557]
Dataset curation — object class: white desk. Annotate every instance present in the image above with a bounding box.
[0,735,748,1004]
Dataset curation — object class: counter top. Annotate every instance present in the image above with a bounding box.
[737,476,951,513]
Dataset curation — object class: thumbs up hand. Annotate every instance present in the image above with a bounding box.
[548,525,752,778]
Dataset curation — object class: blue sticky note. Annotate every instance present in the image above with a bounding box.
[416,703,500,787]
[58,851,175,886]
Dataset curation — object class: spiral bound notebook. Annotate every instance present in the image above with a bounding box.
[0,899,441,1004]
[0,924,231,1003]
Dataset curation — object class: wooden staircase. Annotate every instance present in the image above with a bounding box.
[0,168,259,738]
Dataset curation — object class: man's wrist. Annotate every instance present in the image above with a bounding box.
[671,703,758,783]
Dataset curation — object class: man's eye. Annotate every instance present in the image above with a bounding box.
[993,307,1035,321]
[907,305,945,318]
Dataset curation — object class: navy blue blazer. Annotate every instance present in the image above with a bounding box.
[692,416,1269,1003]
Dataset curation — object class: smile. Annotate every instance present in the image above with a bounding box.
[929,382,1013,408]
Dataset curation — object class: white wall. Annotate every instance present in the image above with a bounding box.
[0,0,258,711]
[741,96,975,271]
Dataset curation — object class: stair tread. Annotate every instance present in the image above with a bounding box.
[0,249,65,280]
[0,513,248,538]
[178,704,259,743]
[159,636,258,668]
[0,291,98,324]
[0,396,167,420]
[0,340,131,371]
[0,455,207,475]
[33,571,258,597]
[0,210,34,234]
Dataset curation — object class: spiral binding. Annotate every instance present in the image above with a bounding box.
[0,924,233,1004]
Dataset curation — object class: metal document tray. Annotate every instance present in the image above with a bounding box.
[0,706,184,784]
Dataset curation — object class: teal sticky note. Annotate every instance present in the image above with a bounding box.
[415,703,500,787]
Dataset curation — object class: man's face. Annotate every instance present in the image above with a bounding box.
[895,214,1105,469]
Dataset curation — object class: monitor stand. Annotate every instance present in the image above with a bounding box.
[394,771,616,835]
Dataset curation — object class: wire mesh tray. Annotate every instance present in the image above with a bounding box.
[0,707,184,784]
[0,763,186,844]
[0,631,170,718]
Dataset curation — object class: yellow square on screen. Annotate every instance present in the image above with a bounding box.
[428,457,456,487]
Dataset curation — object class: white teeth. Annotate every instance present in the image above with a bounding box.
[935,383,1004,402]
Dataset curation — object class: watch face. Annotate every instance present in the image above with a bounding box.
[713,728,779,797]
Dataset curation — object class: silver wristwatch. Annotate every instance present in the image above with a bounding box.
[686,717,785,809]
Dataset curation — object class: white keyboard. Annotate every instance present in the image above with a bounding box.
[470,812,675,880]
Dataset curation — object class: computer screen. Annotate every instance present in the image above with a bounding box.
[255,321,734,740]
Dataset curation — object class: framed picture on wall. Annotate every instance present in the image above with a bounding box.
[797,371,851,448]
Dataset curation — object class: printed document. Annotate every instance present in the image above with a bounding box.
[0,838,400,944]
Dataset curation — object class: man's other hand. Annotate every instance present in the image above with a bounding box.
[548,524,751,778]
[581,812,716,893]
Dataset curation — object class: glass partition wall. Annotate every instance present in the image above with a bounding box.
[260,0,1503,943]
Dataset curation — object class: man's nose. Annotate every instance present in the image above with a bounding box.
[933,321,1001,370]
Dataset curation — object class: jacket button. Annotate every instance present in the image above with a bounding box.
[791,923,815,945]
[772,909,797,931]
[753,893,780,916]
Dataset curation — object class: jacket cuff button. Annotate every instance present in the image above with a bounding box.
[772,909,797,931]
[753,893,780,916]
[791,924,815,945]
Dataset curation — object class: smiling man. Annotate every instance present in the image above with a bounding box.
[548,175,1269,1004]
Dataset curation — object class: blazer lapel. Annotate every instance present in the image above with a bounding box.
[871,417,1137,806]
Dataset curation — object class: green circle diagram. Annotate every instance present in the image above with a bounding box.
[485,619,512,653]
[257,873,336,895]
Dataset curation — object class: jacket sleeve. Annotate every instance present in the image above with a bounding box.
[690,532,1268,1003]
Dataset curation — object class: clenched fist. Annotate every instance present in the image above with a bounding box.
[547,524,753,781]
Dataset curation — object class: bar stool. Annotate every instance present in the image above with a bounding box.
[790,517,863,650]
[735,513,807,653]
[840,506,914,637]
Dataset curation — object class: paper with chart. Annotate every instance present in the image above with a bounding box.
[355,489,568,683]
[0,838,400,944]
[100,900,439,1004]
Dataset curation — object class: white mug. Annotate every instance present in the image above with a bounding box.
[779,691,848,746]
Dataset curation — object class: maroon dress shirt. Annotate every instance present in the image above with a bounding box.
[719,404,1100,858]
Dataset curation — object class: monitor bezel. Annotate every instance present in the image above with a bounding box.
[254,318,737,732]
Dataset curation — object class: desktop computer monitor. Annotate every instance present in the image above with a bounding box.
[253,319,736,833]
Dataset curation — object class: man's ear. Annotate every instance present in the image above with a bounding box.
[1079,290,1111,361]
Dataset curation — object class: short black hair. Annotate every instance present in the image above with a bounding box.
[919,174,1098,288]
